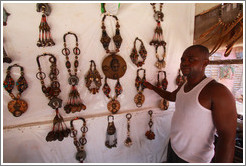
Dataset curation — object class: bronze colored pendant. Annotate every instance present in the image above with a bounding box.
[102,52,127,80]
[107,99,120,114]
[134,92,145,108]
[8,99,28,117]
[160,98,169,110]
[155,59,166,69]
[145,110,155,140]
[105,115,117,148]
[124,113,133,147]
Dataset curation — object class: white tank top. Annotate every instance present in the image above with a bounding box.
[170,77,216,163]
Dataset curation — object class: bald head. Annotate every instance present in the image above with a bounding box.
[184,45,209,60]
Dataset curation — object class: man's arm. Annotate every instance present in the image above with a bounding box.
[211,83,237,163]
[143,81,181,102]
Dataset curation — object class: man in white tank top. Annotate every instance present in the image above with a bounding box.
[144,45,237,163]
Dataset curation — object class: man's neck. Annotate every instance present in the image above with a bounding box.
[186,74,207,88]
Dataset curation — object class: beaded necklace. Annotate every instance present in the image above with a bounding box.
[150,3,167,69]
[134,68,146,107]
[176,69,186,87]
[70,117,88,163]
[145,110,155,140]
[85,60,102,94]
[156,71,169,110]
[3,64,28,117]
[62,32,86,114]
[130,37,148,67]
[105,115,117,148]
[36,53,70,142]
[124,113,133,147]
[100,14,127,114]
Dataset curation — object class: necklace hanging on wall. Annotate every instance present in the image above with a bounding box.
[105,115,117,148]
[36,3,55,47]
[124,113,133,147]
[145,110,155,140]
[62,32,86,114]
[156,71,169,110]
[100,14,127,113]
[150,3,167,69]
[3,64,28,117]
[134,68,146,108]
[36,53,70,142]
[102,77,122,114]
[70,117,88,163]
[130,37,148,67]
[176,69,186,87]
[85,60,102,94]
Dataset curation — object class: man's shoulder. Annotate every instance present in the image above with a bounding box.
[205,79,233,97]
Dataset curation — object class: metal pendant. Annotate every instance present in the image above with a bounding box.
[8,99,28,117]
[68,75,79,86]
[134,92,145,108]
[155,59,166,69]
[48,97,62,109]
[154,11,164,22]
[76,150,86,162]
[107,99,120,114]
[160,98,169,110]
[102,52,127,79]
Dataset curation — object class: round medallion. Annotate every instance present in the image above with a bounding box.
[48,97,62,109]
[102,53,127,79]
[160,98,169,110]
[154,11,164,22]
[134,92,145,108]
[8,99,28,117]
[107,99,120,114]
[68,75,79,86]
[75,150,86,162]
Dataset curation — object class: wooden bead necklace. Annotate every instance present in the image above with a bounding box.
[145,110,155,140]
[85,60,102,94]
[36,53,70,142]
[62,32,86,114]
[70,117,88,163]
[3,64,28,117]
[176,69,186,87]
[156,71,169,110]
[130,37,148,67]
[150,3,167,69]
[100,14,127,114]
[134,68,146,108]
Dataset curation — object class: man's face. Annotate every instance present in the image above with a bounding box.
[180,48,206,77]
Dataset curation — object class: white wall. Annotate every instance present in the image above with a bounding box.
[2,2,195,163]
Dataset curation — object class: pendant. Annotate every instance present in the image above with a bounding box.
[76,150,86,162]
[160,98,169,110]
[134,92,145,108]
[48,97,62,109]
[155,59,166,69]
[145,130,155,140]
[68,75,79,86]
[124,137,133,147]
[8,99,28,117]
[107,99,120,114]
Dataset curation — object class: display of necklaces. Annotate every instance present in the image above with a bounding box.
[36,3,55,47]
[62,32,86,114]
[70,117,88,163]
[85,60,102,94]
[36,53,70,142]
[150,3,167,69]
[145,110,155,140]
[156,71,169,110]
[176,69,185,87]
[124,113,133,147]
[105,115,117,148]
[134,68,146,108]
[100,14,127,114]
[3,64,28,117]
[130,37,147,67]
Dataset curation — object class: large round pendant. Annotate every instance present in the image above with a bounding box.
[134,92,145,108]
[107,99,120,114]
[102,52,127,79]
[8,99,28,117]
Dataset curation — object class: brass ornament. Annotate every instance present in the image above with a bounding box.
[160,98,169,110]
[107,99,120,114]
[8,99,28,117]
[134,92,145,108]
[145,110,155,140]
[105,115,117,148]
[102,52,127,79]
